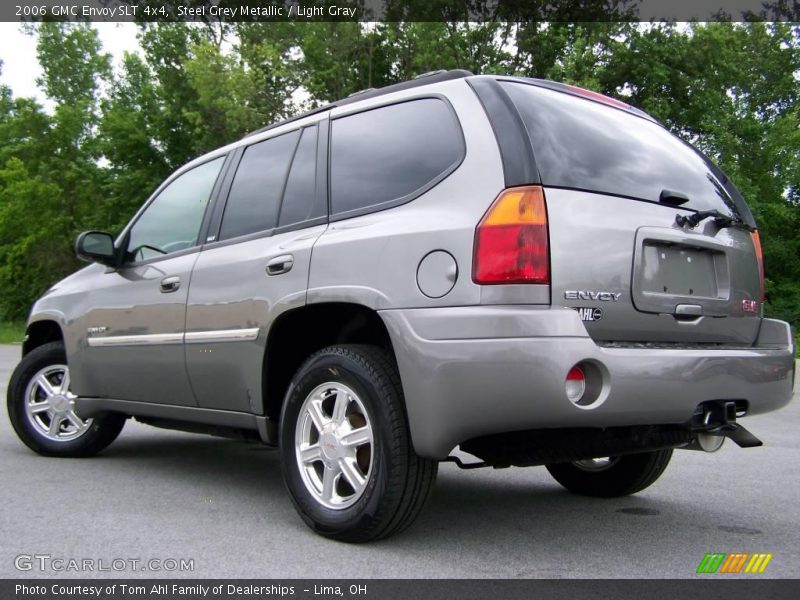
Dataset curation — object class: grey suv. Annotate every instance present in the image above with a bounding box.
[7,70,796,542]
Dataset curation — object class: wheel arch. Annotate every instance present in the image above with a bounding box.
[262,302,395,425]
[23,319,64,356]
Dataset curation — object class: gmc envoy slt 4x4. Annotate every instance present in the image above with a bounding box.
[7,70,796,541]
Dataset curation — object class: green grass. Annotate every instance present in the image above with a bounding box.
[0,321,25,344]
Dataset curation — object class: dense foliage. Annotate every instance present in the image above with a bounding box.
[0,21,797,328]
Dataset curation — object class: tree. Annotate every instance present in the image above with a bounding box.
[184,25,298,149]
[598,23,800,323]
[0,24,111,320]
[98,51,172,230]
[383,22,511,78]
[0,21,797,329]
[295,22,392,103]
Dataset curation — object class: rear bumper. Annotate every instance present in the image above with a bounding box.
[379,307,796,459]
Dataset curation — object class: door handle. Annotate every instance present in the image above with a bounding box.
[159,276,181,293]
[266,254,294,276]
[674,304,703,316]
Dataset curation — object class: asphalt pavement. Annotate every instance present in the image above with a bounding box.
[1,344,798,579]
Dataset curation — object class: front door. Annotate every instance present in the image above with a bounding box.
[77,156,226,405]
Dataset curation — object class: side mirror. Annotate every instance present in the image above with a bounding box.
[75,231,117,266]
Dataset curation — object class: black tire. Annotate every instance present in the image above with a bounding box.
[545,449,673,498]
[279,344,437,542]
[7,341,126,457]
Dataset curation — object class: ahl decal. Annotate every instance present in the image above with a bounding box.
[575,307,603,322]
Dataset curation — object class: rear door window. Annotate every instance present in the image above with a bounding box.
[278,126,322,227]
[501,81,750,220]
[330,98,464,217]
[219,130,300,240]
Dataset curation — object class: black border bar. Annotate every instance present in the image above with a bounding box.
[4,0,800,23]
[4,579,800,600]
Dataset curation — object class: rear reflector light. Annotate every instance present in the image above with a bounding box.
[565,366,586,403]
[750,230,765,303]
[473,186,549,284]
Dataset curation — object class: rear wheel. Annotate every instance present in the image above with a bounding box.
[7,342,126,457]
[545,449,673,497]
[279,344,437,542]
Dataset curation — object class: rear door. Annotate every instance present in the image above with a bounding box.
[500,81,762,344]
[184,123,327,413]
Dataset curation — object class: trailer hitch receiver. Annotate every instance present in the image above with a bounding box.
[689,400,763,448]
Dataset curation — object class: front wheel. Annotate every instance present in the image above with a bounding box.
[279,344,437,542]
[545,449,673,498]
[7,341,126,457]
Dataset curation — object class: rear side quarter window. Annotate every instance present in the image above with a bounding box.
[330,97,465,219]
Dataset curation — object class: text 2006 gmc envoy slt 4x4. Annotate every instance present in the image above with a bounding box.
[7,70,796,541]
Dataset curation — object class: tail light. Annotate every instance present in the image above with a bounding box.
[473,186,549,284]
[750,230,765,302]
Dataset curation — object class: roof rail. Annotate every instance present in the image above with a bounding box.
[243,69,474,139]
[244,105,332,138]
[336,69,474,108]
[414,69,448,79]
[347,87,377,98]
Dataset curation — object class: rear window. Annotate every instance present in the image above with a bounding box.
[330,98,464,217]
[501,81,752,221]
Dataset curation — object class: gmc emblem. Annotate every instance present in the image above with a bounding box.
[742,299,759,313]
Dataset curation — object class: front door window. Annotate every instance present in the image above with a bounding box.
[126,157,224,262]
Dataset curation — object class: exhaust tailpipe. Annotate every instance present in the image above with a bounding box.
[684,432,725,452]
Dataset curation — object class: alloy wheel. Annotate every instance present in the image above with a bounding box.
[24,364,92,442]
[294,382,374,509]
